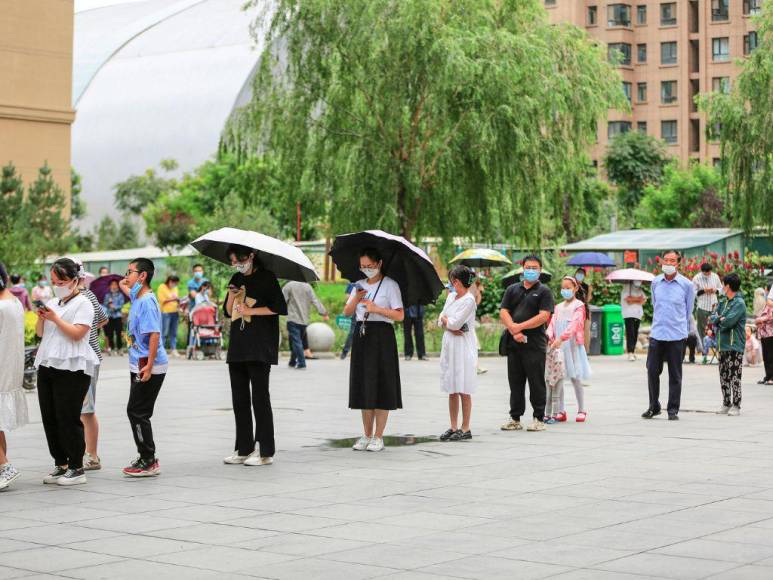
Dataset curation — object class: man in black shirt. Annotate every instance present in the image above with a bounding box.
[499,255,555,432]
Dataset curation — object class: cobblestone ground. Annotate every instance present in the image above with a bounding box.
[2,354,773,580]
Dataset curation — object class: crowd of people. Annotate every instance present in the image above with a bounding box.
[0,246,772,491]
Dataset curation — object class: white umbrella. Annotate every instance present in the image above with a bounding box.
[191,227,319,282]
[606,268,656,283]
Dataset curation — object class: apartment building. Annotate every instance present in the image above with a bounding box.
[544,0,761,167]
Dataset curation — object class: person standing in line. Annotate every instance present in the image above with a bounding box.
[711,273,746,416]
[755,290,773,385]
[31,275,52,309]
[120,258,168,477]
[75,263,108,472]
[157,275,181,357]
[102,279,125,355]
[223,245,287,467]
[344,248,404,452]
[574,268,592,348]
[642,250,695,421]
[187,263,208,300]
[8,275,32,311]
[438,266,478,441]
[684,314,702,364]
[693,262,723,340]
[34,258,99,486]
[98,267,109,277]
[283,280,329,370]
[403,304,428,361]
[0,262,29,490]
[469,274,487,375]
[499,255,554,433]
[548,276,591,422]
[621,280,646,361]
[340,282,357,360]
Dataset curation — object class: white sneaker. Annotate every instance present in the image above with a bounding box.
[628,353,636,361]
[223,453,248,465]
[57,468,87,486]
[244,455,273,466]
[728,406,741,416]
[0,464,20,490]
[527,419,546,432]
[43,466,67,484]
[366,437,385,452]
[718,405,731,415]
[352,436,371,451]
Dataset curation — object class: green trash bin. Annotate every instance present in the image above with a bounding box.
[601,304,625,355]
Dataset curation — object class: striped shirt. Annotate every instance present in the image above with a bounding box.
[692,272,723,312]
[81,288,107,360]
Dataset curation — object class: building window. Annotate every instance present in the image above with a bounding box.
[608,121,632,139]
[661,80,677,104]
[744,32,759,55]
[622,82,632,103]
[608,4,632,27]
[637,121,648,134]
[744,0,762,16]
[713,157,722,167]
[637,5,647,24]
[712,76,730,93]
[661,120,677,144]
[588,6,598,25]
[712,37,730,61]
[545,0,556,6]
[711,0,729,21]
[660,2,677,26]
[637,43,647,63]
[608,43,632,66]
[637,82,647,102]
[660,41,677,65]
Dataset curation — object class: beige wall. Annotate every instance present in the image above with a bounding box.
[0,0,74,201]
[545,0,759,167]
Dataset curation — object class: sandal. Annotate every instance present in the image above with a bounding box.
[440,429,457,441]
[576,412,587,422]
[554,411,567,423]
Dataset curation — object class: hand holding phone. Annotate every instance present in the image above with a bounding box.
[33,300,48,311]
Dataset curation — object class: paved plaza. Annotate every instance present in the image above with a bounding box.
[3,354,773,580]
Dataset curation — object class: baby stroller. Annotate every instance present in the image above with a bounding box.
[187,302,224,360]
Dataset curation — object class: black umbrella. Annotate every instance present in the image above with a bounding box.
[329,230,444,307]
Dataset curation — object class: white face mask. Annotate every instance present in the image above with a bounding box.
[360,267,380,279]
[632,280,642,288]
[234,259,252,274]
[662,264,677,276]
[52,282,74,300]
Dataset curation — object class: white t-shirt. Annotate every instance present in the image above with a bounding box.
[35,293,99,377]
[346,276,403,323]
[620,282,645,320]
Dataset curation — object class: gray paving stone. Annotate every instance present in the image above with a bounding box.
[417,555,571,579]
[592,553,740,579]
[0,546,122,574]
[150,545,296,573]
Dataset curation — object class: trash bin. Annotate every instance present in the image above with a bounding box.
[588,305,603,356]
[601,304,625,355]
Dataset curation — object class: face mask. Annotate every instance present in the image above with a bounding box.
[194,271,203,279]
[662,264,677,276]
[38,281,48,287]
[361,267,380,279]
[560,288,574,300]
[523,268,539,283]
[52,283,74,300]
[632,280,642,288]
[202,290,210,297]
[234,259,252,274]
[575,273,585,282]
[129,281,143,302]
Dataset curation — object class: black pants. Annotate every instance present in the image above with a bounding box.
[684,335,698,363]
[624,318,640,354]
[507,347,547,420]
[403,316,426,358]
[646,338,685,416]
[127,373,165,460]
[301,328,309,350]
[105,317,123,350]
[37,366,91,469]
[762,336,773,381]
[228,362,275,457]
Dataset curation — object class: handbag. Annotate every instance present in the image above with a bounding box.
[498,329,510,356]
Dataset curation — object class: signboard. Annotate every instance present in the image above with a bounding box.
[623,250,638,265]
[336,315,352,331]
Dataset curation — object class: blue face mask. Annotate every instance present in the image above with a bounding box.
[129,282,143,302]
[523,268,539,283]
[575,272,585,282]
[561,288,574,300]
[194,271,203,279]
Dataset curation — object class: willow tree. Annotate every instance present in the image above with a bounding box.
[698,5,772,232]
[229,0,626,244]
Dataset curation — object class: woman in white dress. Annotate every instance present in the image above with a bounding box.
[0,261,29,490]
[438,265,478,441]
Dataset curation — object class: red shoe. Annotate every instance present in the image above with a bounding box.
[554,411,567,422]
[122,457,161,477]
[576,412,587,422]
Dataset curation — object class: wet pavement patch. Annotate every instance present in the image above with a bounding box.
[327,435,438,448]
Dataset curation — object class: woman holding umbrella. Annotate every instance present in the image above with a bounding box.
[343,248,405,453]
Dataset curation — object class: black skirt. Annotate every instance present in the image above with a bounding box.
[349,321,402,410]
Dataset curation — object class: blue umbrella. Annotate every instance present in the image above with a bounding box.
[567,252,616,268]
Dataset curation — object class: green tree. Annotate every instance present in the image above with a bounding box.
[114,159,178,214]
[697,5,772,232]
[603,131,670,209]
[636,163,727,228]
[226,0,626,244]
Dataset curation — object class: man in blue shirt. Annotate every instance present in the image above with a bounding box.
[187,263,208,301]
[120,258,168,477]
[643,250,696,421]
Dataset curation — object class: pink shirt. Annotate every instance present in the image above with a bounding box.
[548,298,585,344]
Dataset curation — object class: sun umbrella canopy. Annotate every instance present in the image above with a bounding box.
[330,230,444,307]
[567,252,616,268]
[191,227,319,282]
[502,267,553,288]
[605,268,656,283]
[89,274,123,303]
[449,248,512,268]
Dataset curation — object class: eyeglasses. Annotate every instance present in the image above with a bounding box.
[125,269,139,276]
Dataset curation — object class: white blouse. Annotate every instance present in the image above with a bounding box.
[346,276,403,323]
[35,293,99,377]
[0,299,29,431]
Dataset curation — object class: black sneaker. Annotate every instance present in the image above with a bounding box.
[43,465,67,484]
[57,468,87,486]
[668,414,679,421]
[449,430,466,441]
[459,431,472,441]
[404,355,413,361]
[418,356,430,361]
[641,408,661,419]
[439,429,457,441]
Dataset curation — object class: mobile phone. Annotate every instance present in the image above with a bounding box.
[33,300,48,311]
[135,357,149,382]
[228,285,239,291]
